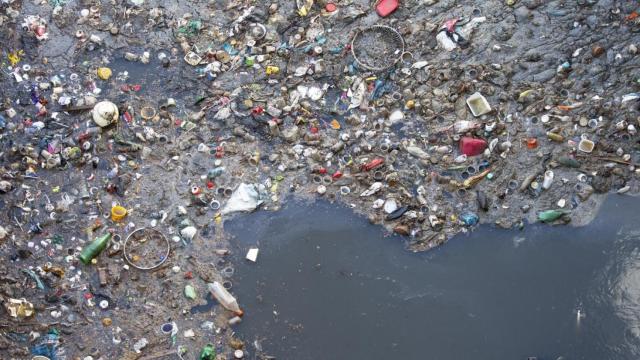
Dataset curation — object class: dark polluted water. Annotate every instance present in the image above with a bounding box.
[226,196,640,360]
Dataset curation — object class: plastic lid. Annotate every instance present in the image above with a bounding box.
[325,3,337,12]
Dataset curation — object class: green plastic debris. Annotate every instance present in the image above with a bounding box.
[538,209,570,223]
[199,343,216,360]
[22,269,45,290]
[52,234,64,244]
[556,156,581,168]
[178,20,202,36]
[185,284,197,299]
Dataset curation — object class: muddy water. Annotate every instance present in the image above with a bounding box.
[226,196,640,359]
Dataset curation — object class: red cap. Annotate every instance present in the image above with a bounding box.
[325,3,337,12]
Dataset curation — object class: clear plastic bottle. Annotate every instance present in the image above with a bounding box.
[208,282,243,316]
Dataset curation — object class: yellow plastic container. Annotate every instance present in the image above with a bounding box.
[111,205,127,221]
[97,67,112,80]
[265,65,280,75]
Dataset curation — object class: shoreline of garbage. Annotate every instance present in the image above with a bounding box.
[1,0,639,358]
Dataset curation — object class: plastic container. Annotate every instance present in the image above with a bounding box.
[466,92,492,116]
[460,212,479,226]
[460,137,487,156]
[208,282,243,316]
[111,205,127,221]
[376,0,399,17]
[578,139,595,153]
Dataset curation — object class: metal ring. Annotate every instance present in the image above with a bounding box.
[123,228,170,270]
[351,25,405,71]
[401,51,413,63]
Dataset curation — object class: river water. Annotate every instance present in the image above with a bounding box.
[226,196,640,359]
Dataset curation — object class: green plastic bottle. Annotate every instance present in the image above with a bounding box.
[538,209,570,223]
[78,233,112,264]
[199,343,216,360]
[556,156,581,168]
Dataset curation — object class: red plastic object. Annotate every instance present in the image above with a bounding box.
[376,0,398,17]
[459,137,487,156]
[325,3,337,12]
[361,158,385,171]
[332,171,343,180]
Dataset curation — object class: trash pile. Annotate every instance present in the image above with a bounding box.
[0,0,639,358]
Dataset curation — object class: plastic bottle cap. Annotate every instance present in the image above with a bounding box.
[111,205,127,221]
[325,3,337,12]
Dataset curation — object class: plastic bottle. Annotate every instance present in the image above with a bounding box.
[207,167,225,179]
[557,156,581,168]
[538,209,569,223]
[78,233,112,264]
[542,170,554,189]
[207,282,243,316]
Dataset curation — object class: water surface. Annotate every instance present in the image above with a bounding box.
[227,196,640,359]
